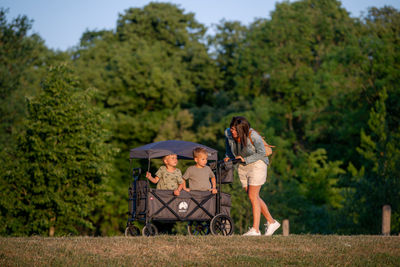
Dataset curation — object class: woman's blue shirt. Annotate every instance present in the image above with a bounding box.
[225,128,269,166]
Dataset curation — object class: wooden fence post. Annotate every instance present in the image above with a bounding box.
[382,205,391,236]
[49,217,56,237]
[283,219,289,236]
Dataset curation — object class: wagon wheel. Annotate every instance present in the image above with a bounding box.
[210,214,234,236]
[142,223,158,236]
[124,223,140,237]
[187,221,210,236]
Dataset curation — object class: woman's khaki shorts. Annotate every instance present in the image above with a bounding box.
[238,160,267,187]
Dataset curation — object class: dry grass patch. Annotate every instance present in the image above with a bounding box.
[0,235,399,266]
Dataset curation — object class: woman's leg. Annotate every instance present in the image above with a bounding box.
[247,185,262,231]
[259,197,274,224]
[256,164,274,223]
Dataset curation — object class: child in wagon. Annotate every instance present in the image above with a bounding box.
[146,154,189,196]
[183,147,218,194]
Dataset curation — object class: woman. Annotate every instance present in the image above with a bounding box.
[224,116,280,236]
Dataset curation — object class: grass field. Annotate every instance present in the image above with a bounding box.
[1,235,399,266]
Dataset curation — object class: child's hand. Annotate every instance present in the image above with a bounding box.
[183,188,191,192]
[173,189,180,196]
[210,188,218,194]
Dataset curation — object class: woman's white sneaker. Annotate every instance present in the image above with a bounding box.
[265,220,280,236]
[243,228,261,236]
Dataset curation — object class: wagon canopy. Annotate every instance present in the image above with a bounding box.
[129,140,218,161]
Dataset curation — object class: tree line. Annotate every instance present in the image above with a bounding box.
[1,0,399,236]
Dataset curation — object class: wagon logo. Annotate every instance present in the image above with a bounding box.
[178,201,188,213]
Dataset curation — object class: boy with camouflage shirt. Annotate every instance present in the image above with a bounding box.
[146,154,189,196]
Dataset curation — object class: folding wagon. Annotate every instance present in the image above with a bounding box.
[124,140,235,236]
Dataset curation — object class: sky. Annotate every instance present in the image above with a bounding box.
[2,0,400,51]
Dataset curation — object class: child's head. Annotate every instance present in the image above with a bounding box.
[193,147,208,168]
[162,154,178,167]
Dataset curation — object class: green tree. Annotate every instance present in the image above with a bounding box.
[0,65,114,236]
[207,1,399,234]
[0,8,68,151]
[72,2,220,234]
[347,88,400,234]
[294,149,345,233]
[338,6,400,234]
[226,0,365,162]
[209,20,247,96]
[0,9,40,150]
[2,0,398,236]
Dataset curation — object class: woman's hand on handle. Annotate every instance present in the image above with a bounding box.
[222,157,242,164]
[235,156,245,163]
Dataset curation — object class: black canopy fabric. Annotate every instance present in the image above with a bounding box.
[129,140,218,161]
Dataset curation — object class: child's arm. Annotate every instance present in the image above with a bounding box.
[174,182,185,196]
[210,177,217,194]
[146,172,159,184]
[182,169,190,192]
[182,180,190,192]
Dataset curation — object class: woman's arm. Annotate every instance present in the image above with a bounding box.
[243,131,266,164]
